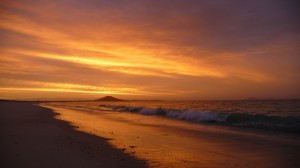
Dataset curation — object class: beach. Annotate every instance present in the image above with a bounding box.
[1,0,299,167]
[0,101,146,168]
[1,101,300,168]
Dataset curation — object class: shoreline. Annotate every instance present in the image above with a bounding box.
[2,101,300,168]
[0,101,147,168]
[44,103,300,168]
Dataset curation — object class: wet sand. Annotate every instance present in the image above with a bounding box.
[44,104,300,168]
[1,101,300,168]
[0,101,147,168]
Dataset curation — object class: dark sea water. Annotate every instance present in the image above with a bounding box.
[48,99,300,134]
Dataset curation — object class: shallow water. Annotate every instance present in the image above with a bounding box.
[42,102,300,168]
[47,100,300,116]
[45,100,300,134]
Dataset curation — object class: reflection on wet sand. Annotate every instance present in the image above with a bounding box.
[43,105,300,168]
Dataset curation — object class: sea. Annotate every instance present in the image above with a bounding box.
[47,99,300,134]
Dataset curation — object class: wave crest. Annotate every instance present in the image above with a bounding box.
[99,104,300,134]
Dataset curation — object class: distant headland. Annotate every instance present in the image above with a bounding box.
[95,96,125,101]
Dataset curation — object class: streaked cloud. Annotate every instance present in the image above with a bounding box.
[0,0,299,100]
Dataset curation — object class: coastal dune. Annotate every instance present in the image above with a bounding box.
[0,101,146,168]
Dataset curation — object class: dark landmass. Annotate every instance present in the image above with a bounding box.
[96,96,125,101]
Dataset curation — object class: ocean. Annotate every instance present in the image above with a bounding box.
[42,99,300,167]
[47,99,300,134]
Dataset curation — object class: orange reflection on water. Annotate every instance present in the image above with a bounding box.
[42,104,291,168]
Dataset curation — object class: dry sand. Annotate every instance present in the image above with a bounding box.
[0,101,147,168]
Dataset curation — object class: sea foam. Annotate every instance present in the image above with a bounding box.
[99,104,300,134]
[100,105,227,122]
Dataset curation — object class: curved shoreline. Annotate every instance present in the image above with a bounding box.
[43,102,300,168]
[0,101,147,168]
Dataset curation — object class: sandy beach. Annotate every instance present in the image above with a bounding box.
[1,0,299,167]
[0,101,146,168]
[44,103,300,168]
[1,101,300,168]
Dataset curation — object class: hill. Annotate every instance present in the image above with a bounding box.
[95,96,125,101]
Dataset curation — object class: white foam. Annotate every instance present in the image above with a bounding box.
[139,108,157,115]
[166,111,181,118]
[176,110,217,122]
[99,105,227,123]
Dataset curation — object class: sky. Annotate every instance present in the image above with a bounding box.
[0,0,299,100]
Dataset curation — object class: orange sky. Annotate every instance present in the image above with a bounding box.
[0,0,299,100]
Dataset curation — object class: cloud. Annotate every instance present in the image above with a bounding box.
[0,0,299,99]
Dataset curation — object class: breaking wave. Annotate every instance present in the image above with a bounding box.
[99,104,300,134]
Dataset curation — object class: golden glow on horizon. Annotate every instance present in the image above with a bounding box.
[0,87,143,95]
[0,80,173,96]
